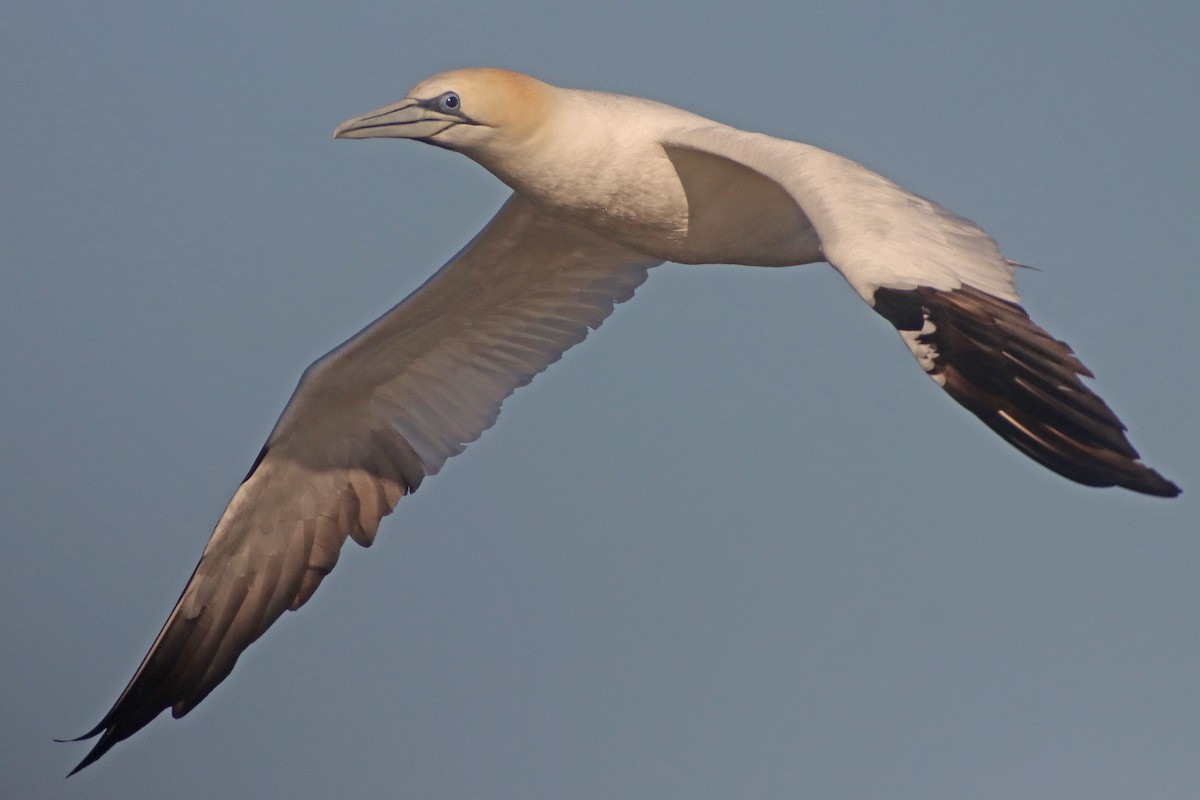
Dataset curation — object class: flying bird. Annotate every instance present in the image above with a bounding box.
[68,68,1179,774]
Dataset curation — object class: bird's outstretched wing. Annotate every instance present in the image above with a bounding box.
[661,125,1178,496]
[69,194,661,773]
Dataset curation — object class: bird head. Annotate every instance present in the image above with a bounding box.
[334,68,554,160]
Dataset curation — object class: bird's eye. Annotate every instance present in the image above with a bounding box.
[438,92,461,113]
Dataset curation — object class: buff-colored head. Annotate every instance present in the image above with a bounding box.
[334,68,555,156]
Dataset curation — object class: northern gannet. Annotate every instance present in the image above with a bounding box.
[67,67,1179,774]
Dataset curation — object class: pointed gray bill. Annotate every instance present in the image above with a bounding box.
[334,98,458,140]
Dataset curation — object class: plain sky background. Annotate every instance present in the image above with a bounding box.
[4,2,1198,798]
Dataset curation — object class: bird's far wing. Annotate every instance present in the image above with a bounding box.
[660,124,1178,496]
[70,194,661,773]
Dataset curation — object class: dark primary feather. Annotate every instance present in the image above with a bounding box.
[872,284,1179,496]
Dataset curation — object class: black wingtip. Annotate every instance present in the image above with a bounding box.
[55,718,108,744]
[872,284,1180,498]
[60,725,113,777]
[65,747,98,778]
[1126,468,1181,498]
[61,688,167,776]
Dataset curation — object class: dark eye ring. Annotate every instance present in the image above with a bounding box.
[439,92,461,113]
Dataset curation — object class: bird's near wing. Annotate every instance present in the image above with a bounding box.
[69,194,661,773]
[660,125,1178,496]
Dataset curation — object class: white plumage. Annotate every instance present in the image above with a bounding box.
[68,68,1178,774]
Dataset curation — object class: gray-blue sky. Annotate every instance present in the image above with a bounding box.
[4,2,1198,798]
